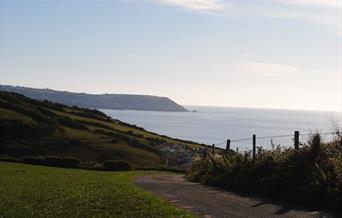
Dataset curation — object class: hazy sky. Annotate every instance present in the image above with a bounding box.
[0,0,341,111]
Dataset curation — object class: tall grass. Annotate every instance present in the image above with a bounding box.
[187,132,342,211]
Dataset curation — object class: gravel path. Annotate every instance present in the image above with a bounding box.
[135,174,336,218]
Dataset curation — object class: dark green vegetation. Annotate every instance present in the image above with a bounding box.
[0,162,194,217]
[0,91,200,169]
[0,85,188,112]
[103,160,133,171]
[188,133,342,211]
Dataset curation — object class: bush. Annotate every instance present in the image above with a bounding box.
[146,137,167,145]
[23,156,46,165]
[22,156,80,168]
[61,157,80,167]
[0,156,19,163]
[0,143,48,157]
[0,120,42,140]
[103,160,133,171]
[57,117,88,130]
[96,150,125,163]
[187,134,342,211]
[45,156,80,167]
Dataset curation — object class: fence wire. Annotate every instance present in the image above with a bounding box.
[212,131,339,149]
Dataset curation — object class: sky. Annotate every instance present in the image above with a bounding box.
[0,0,341,111]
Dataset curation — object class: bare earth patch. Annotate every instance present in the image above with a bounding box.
[135,174,336,218]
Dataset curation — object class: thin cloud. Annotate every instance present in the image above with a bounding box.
[240,62,298,77]
[251,1,342,36]
[38,0,64,7]
[265,9,341,36]
[140,0,340,35]
[275,0,341,8]
[150,0,225,11]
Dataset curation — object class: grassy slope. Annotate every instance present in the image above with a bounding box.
[0,108,37,124]
[0,91,201,168]
[0,162,195,217]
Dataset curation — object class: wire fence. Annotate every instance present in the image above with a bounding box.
[210,131,340,153]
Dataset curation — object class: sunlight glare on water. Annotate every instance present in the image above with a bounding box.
[101,106,342,150]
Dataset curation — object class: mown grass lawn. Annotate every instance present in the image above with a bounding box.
[0,162,195,218]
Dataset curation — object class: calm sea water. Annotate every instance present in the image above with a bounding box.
[101,106,342,150]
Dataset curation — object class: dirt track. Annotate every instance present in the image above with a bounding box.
[135,174,336,218]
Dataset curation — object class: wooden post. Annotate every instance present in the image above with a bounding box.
[253,134,256,160]
[226,139,231,151]
[294,131,300,150]
[212,144,215,154]
[203,145,208,158]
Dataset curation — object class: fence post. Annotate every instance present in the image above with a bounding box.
[294,131,300,150]
[226,139,231,151]
[253,134,256,160]
[203,145,208,158]
[212,144,215,154]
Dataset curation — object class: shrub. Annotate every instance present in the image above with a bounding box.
[0,120,40,140]
[146,137,167,145]
[103,160,133,171]
[187,134,342,211]
[22,156,80,168]
[45,156,80,168]
[57,117,88,130]
[96,151,125,163]
[60,157,80,167]
[0,156,19,163]
[0,144,48,157]
[126,138,161,155]
[23,156,46,165]
[70,109,109,122]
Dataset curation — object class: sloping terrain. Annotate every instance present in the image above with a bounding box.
[0,85,188,112]
[0,91,199,169]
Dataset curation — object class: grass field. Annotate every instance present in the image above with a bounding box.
[0,162,195,218]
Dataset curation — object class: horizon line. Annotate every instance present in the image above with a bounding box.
[2,83,341,113]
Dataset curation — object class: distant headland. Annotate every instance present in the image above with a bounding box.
[0,85,188,112]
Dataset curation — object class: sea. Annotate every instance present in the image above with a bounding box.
[101,106,342,151]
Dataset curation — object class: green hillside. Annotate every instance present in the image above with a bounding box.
[0,91,201,169]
